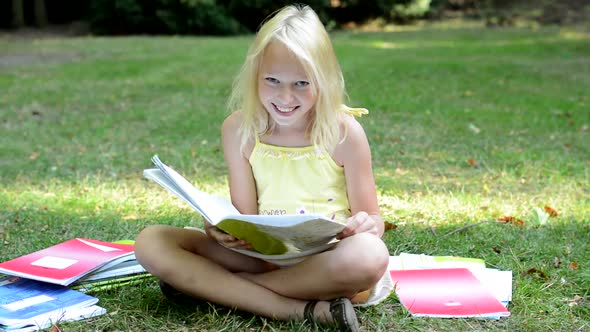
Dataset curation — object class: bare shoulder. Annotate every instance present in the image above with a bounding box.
[342,115,368,144]
[222,112,254,159]
[222,112,243,136]
[333,115,371,166]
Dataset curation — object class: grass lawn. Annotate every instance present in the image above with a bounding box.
[1,23,589,331]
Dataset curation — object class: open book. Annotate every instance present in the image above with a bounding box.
[143,155,345,263]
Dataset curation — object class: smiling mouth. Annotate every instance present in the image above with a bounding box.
[273,103,298,113]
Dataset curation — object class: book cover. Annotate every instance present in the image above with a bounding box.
[144,155,345,256]
[0,276,105,330]
[389,268,510,319]
[398,253,486,271]
[0,239,136,286]
[392,253,513,306]
[1,304,106,332]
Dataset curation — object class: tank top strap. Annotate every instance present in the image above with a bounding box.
[250,135,262,160]
[343,106,369,118]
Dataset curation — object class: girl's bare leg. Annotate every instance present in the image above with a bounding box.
[135,225,318,321]
[135,225,387,322]
[239,232,390,300]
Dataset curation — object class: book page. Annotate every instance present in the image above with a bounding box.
[147,155,239,222]
[218,214,344,253]
[469,269,513,303]
[143,169,208,216]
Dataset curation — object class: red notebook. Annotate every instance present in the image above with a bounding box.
[0,238,136,286]
[390,268,510,318]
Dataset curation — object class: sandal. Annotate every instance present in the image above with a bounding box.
[304,298,360,332]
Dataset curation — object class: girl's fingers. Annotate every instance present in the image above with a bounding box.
[339,212,377,238]
[208,227,238,243]
[223,238,252,249]
[209,228,252,249]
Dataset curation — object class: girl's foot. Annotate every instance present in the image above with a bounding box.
[304,298,360,332]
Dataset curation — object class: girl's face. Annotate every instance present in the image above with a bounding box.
[258,42,317,132]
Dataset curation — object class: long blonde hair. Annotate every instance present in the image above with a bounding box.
[227,4,351,153]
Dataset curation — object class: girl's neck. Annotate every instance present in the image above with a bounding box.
[262,113,312,147]
[263,125,311,147]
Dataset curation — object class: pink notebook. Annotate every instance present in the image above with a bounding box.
[0,238,135,286]
[390,268,510,318]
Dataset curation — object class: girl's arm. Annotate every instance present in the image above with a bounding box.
[334,116,385,238]
[207,112,258,249]
[222,112,258,215]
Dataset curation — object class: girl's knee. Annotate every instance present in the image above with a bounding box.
[134,225,176,272]
[134,225,210,275]
[349,233,389,267]
[331,233,389,287]
[356,236,389,284]
[135,225,167,253]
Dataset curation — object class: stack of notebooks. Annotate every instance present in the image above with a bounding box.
[389,253,512,319]
[0,238,149,332]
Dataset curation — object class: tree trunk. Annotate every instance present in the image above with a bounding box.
[12,0,25,28]
[34,0,49,27]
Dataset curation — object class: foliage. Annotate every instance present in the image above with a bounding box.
[390,0,433,21]
[156,0,243,35]
[85,0,335,35]
[87,0,243,35]
[431,0,590,26]
[3,0,589,33]
[55,0,436,35]
[330,0,434,24]
[224,0,332,32]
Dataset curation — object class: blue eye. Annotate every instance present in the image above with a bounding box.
[295,81,309,87]
[265,77,279,84]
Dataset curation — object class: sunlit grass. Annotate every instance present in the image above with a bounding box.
[0,24,589,331]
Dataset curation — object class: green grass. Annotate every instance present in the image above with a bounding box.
[1,24,589,331]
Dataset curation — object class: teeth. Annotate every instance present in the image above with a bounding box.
[275,105,295,113]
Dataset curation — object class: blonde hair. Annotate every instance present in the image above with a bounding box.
[227,4,352,153]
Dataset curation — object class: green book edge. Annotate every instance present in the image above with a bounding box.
[216,219,288,255]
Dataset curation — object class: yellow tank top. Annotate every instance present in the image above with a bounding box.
[249,137,351,224]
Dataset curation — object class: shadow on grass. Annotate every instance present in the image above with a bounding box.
[1,200,589,330]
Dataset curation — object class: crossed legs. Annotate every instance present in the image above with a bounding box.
[134,225,389,322]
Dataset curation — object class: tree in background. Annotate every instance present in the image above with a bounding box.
[11,0,25,28]
[1,0,587,34]
[431,0,590,26]
[87,0,243,35]
[34,0,48,27]
[10,0,47,28]
[223,0,332,32]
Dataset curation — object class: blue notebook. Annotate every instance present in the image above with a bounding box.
[0,275,105,331]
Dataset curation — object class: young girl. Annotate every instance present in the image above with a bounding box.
[135,4,389,331]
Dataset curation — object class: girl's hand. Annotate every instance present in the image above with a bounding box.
[337,211,380,239]
[205,224,253,250]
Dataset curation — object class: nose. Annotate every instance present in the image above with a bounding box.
[278,86,294,104]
